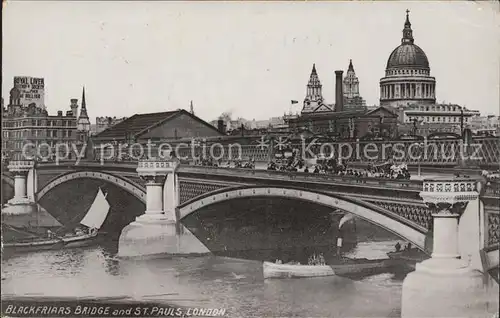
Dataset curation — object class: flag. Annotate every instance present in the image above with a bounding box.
[291,100,298,104]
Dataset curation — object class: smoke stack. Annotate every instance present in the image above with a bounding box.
[217,119,226,134]
[335,70,344,112]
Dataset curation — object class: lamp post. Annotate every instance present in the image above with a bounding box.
[417,142,424,178]
[460,108,464,139]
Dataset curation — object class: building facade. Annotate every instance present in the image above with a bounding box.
[287,65,396,139]
[287,107,398,139]
[2,85,83,160]
[400,103,480,125]
[470,115,500,136]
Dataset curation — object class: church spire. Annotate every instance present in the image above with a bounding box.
[79,86,89,119]
[343,59,361,100]
[306,63,322,101]
[302,63,323,113]
[77,86,91,133]
[348,59,354,72]
[402,9,414,44]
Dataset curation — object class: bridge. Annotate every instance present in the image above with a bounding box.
[2,158,498,258]
[2,156,499,317]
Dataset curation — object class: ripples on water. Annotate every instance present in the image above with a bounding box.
[2,240,407,317]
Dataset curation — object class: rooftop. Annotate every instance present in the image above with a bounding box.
[94,110,181,139]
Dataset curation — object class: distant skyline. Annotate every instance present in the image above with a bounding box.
[2,1,499,123]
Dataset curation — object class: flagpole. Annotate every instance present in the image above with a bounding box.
[290,100,299,115]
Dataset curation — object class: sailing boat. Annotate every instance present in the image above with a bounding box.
[61,188,110,248]
[2,188,110,253]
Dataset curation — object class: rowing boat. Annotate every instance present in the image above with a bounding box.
[263,261,334,279]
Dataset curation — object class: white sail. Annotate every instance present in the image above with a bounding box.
[80,188,110,230]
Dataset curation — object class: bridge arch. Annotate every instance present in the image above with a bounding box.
[36,171,146,202]
[177,185,428,250]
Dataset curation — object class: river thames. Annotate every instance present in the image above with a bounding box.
[2,238,412,318]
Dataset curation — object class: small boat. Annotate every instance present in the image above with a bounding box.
[387,249,428,270]
[263,261,335,279]
[2,188,110,254]
[61,188,110,248]
[2,225,64,253]
[263,256,396,279]
[331,258,396,275]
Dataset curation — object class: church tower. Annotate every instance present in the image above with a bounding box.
[77,86,91,140]
[302,64,324,113]
[343,60,366,111]
[343,60,360,99]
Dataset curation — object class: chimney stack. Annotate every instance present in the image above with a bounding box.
[217,119,226,134]
[70,98,78,117]
[335,70,344,112]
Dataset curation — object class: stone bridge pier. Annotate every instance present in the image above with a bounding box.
[402,178,498,317]
[2,160,37,215]
[118,159,208,258]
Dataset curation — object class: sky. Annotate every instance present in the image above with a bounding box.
[2,1,499,124]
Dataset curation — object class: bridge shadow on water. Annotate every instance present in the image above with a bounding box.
[181,197,363,264]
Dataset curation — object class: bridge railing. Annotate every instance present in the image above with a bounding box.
[484,180,500,197]
[177,165,424,191]
[87,136,499,167]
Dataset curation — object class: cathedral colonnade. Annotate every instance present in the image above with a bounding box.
[380,81,436,100]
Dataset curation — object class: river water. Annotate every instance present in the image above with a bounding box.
[2,239,410,317]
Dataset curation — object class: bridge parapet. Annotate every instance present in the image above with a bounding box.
[89,136,500,167]
[177,165,423,191]
[422,178,478,198]
[137,159,178,176]
[484,180,500,197]
[7,160,35,173]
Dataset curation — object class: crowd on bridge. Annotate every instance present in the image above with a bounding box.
[483,170,500,181]
[265,149,412,180]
